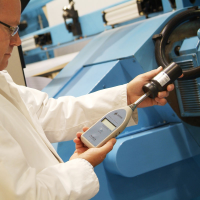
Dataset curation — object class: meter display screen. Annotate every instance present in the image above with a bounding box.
[102,118,116,131]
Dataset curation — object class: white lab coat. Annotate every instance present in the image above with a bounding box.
[0,70,137,200]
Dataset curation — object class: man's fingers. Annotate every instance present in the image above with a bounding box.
[76,143,84,149]
[83,127,89,132]
[166,84,174,92]
[142,66,163,80]
[99,138,116,154]
[76,132,82,138]
[73,138,80,143]
[158,91,169,98]
[154,97,167,106]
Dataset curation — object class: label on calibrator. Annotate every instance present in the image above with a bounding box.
[152,71,170,87]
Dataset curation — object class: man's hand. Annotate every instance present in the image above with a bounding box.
[70,127,116,167]
[127,67,174,107]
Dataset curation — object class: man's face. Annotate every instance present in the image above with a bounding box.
[0,0,21,71]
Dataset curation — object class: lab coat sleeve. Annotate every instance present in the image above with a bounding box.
[0,124,99,200]
[18,84,138,143]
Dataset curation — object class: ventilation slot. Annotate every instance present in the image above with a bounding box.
[177,61,200,116]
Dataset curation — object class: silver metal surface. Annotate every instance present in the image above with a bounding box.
[129,91,150,111]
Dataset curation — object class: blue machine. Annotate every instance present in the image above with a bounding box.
[19,0,174,64]
[20,0,121,64]
[35,0,200,199]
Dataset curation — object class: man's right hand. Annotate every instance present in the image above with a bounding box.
[70,127,116,167]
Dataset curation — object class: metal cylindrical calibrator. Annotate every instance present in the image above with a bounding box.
[142,62,182,98]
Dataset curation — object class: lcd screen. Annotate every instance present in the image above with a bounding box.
[102,118,116,131]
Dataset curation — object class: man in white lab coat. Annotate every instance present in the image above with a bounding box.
[0,0,174,199]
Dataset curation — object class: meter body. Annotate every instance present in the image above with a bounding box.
[81,106,132,148]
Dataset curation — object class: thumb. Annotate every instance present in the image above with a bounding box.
[99,138,116,154]
[144,66,163,80]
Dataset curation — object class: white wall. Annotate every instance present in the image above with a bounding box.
[46,0,125,27]
[7,47,26,86]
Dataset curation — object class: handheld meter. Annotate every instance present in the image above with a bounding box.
[81,62,182,148]
[81,106,133,148]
